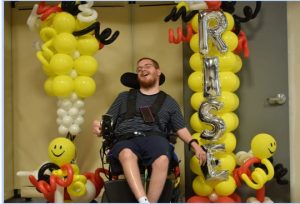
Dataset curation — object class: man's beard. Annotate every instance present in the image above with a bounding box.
[138,76,158,88]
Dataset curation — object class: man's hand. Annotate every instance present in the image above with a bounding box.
[92,120,102,136]
[193,144,207,166]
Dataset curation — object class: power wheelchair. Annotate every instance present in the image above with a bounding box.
[99,113,181,203]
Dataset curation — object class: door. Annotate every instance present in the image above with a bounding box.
[183,2,290,202]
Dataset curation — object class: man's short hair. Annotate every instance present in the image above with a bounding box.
[137,57,159,69]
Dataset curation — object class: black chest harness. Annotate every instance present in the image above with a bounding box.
[124,89,167,123]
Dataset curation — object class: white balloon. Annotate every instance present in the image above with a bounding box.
[58,125,69,135]
[69,124,80,135]
[74,99,85,109]
[56,117,62,125]
[69,107,79,117]
[62,115,73,127]
[70,92,78,102]
[79,109,86,116]
[74,116,84,125]
[70,69,78,79]
[209,193,218,202]
[61,99,73,110]
[57,108,67,117]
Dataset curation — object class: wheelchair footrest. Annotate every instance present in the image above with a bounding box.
[103,178,174,203]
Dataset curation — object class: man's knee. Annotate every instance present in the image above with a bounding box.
[152,155,169,169]
[118,148,137,162]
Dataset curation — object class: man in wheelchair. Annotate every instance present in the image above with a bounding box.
[93,57,206,203]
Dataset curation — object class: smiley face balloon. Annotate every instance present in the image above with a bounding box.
[251,133,277,159]
[48,137,76,166]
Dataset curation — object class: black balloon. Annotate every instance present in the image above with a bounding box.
[164,6,198,23]
[221,1,262,35]
[37,162,60,184]
[73,21,120,45]
[61,1,85,16]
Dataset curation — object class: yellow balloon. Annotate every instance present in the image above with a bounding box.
[251,133,277,159]
[224,12,234,31]
[190,155,203,176]
[176,1,189,10]
[232,54,243,73]
[219,112,239,132]
[49,53,73,75]
[215,152,236,173]
[77,35,99,56]
[191,92,205,111]
[48,137,76,166]
[214,175,236,196]
[74,76,96,98]
[189,52,204,72]
[219,72,240,92]
[53,32,77,54]
[44,77,54,96]
[191,14,199,33]
[52,12,76,33]
[218,132,237,153]
[42,65,55,77]
[218,51,238,72]
[190,112,212,133]
[222,31,238,52]
[40,27,57,42]
[75,19,96,34]
[188,71,204,92]
[216,91,239,113]
[189,33,199,53]
[52,75,74,97]
[74,55,98,76]
[192,175,213,196]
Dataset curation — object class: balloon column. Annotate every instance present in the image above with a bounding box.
[27,1,119,139]
[24,2,119,202]
[164,1,270,203]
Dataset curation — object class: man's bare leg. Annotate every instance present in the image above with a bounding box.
[119,148,147,202]
[147,155,169,202]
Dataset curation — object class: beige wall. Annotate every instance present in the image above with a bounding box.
[4,2,300,202]
[4,1,14,200]
[8,2,185,197]
[287,2,300,202]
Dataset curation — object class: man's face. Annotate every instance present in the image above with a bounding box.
[136,59,161,88]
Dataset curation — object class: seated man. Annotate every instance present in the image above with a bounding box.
[93,57,206,203]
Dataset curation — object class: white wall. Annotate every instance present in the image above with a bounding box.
[287,2,300,202]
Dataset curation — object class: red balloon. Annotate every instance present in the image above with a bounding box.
[216,196,235,203]
[187,195,211,203]
[205,1,221,10]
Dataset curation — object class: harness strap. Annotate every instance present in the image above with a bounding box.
[124,89,167,121]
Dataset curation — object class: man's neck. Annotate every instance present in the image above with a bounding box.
[139,86,160,95]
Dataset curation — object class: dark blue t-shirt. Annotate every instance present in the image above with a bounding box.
[106,90,186,138]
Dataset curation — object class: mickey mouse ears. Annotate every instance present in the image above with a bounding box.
[120,72,165,89]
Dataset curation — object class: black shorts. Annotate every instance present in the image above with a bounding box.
[108,135,171,175]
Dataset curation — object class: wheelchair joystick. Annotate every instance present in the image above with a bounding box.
[101,114,116,150]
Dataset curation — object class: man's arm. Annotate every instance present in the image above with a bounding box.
[176,127,207,165]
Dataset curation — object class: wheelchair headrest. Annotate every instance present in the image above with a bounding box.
[120,72,165,89]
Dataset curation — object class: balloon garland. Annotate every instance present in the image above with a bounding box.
[22,1,119,202]
[165,1,286,202]
[27,1,119,139]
